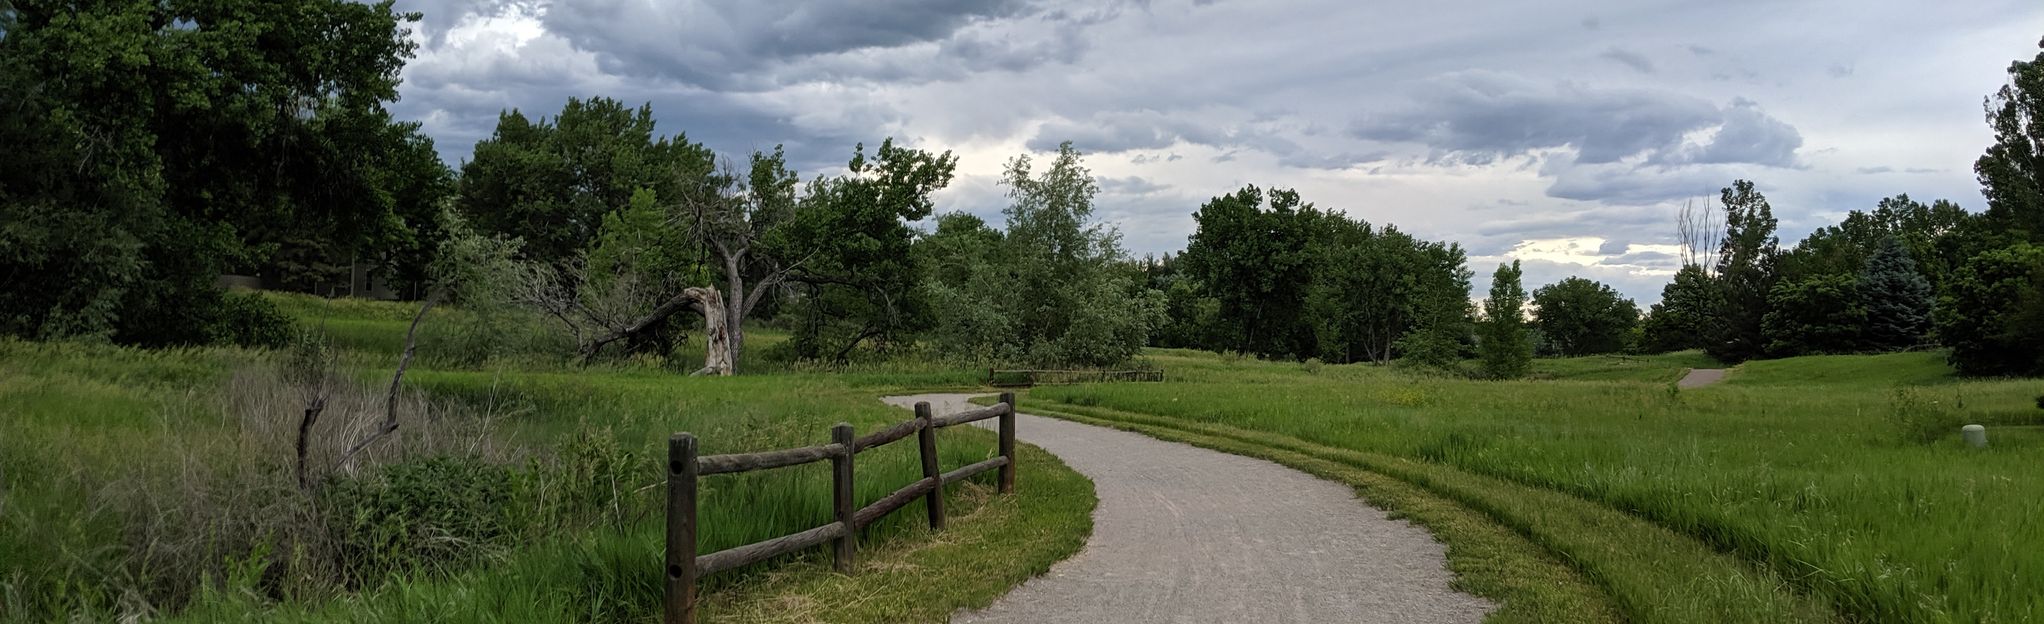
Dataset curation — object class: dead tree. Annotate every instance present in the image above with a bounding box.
[580,286,733,376]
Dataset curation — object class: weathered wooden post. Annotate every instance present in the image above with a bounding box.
[830,423,856,572]
[1963,424,1988,448]
[915,402,946,530]
[665,433,699,624]
[998,392,1017,494]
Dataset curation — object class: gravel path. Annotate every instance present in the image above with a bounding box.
[1677,368,1728,389]
[881,393,1493,624]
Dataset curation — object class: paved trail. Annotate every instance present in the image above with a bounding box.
[881,393,1492,624]
[1678,368,1729,389]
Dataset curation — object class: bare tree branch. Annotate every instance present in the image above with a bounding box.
[338,295,436,471]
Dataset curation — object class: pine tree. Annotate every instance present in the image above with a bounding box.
[1477,261,1532,379]
[1859,237,1934,350]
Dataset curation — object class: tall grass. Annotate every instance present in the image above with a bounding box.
[1031,349,2044,623]
[1,291,1084,622]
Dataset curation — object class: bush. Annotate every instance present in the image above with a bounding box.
[213,291,295,348]
[321,456,514,585]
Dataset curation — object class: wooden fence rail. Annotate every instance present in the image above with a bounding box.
[664,394,1019,624]
[986,368,1166,387]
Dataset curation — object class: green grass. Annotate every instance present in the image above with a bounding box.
[0,295,1094,623]
[1025,349,2044,623]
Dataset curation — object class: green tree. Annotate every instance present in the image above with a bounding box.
[1780,195,1969,291]
[1858,237,1935,350]
[1532,277,1639,356]
[1477,261,1533,378]
[1181,186,1334,359]
[0,0,446,345]
[1305,222,1472,364]
[1936,243,2044,375]
[1639,265,1720,353]
[782,140,958,362]
[1707,180,1780,362]
[914,143,1164,366]
[1761,274,1866,356]
[457,98,712,267]
[1975,37,2044,243]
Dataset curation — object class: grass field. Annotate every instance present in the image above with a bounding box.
[0,294,1094,623]
[1022,349,2044,623]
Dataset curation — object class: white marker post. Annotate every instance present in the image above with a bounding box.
[1962,424,1988,449]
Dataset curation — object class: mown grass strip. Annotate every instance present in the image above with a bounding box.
[1015,399,1841,624]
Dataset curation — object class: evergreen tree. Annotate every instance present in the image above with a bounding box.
[1859,237,1935,350]
[1708,180,1780,362]
[1477,261,1532,379]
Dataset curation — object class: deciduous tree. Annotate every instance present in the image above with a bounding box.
[1532,277,1639,356]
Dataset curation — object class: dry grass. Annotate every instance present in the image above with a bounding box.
[78,363,521,616]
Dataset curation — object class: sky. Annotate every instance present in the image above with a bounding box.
[386,0,2044,303]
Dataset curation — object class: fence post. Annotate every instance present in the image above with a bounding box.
[998,392,1017,494]
[831,423,856,572]
[915,402,946,530]
[665,433,699,624]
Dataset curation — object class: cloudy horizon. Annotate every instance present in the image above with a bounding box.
[388,0,2043,304]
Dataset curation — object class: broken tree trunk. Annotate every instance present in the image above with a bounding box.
[581,287,734,376]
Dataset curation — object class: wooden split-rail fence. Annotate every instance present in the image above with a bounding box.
[987,368,1166,387]
[663,394,1019,624]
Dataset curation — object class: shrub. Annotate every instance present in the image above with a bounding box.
[1887,388,1964,444]
[1301,357,1324,375]
[321,456,514,585]
[214,292,295,348]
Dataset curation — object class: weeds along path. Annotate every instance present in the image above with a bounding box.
[881,394,1493,624]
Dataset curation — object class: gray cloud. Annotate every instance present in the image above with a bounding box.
[1597,239,1630,255]
[537,0,1038,90]
[1351,71,1726,164]
[1099,175,1171,195]
[1599,47,1656,73]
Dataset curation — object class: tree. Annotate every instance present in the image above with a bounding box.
[1761,274,1866,356]
[1532,277,1639,356]
[1641,266,1721,354]
[1975,37,2044,243]
[457,98,711,267]
[1707,180,1780,362]
[1305,222,1472,364]
[1859,237,1935,350]
[916,143,1164,366]
[1181,186,1333,359]
[1477,261,1533,378]
[781,141,957,362]
[1778,195,1968,291]
[1936,243,2044,375]
[0,0,446,345]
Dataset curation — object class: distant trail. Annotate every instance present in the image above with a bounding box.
[1678,368,1728,389]
[881,393,1492,624]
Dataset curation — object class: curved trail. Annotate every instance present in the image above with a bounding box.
[882,394,1492,624]
[1678,368,1729,389]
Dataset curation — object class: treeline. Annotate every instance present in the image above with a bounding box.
[4,1,2040,376]
[1633,37,2044,376]
[1,1,451,346]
